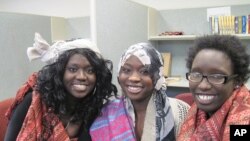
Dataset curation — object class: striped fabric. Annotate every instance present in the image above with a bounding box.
[90,98,136,141]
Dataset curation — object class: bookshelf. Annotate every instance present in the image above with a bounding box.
[148,8,250,41]
[148,6,250,88]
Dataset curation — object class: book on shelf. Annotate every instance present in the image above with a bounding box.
[242,15,247,34]
[238,16,242,34]
[209,16,214,34]
[247,15,249,34]
[218,16,223,34]
[214,16,219,34]
[227,16,234,35]
[248,15,250,34]
[224,16,228,34]
[161,52,171,77]
[230,16,235,34]
[235,16,239,34]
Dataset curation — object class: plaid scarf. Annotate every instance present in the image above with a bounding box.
[177,86,250,141]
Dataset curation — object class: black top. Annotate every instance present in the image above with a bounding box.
[4,91,91,141]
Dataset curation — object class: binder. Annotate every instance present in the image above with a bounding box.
[161,53,172,77]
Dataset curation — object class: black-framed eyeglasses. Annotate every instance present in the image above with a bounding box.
[186,72,238,85]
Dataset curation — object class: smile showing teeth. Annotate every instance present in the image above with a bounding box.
[127,86,142,94]
[198,95,214,101]
[73,84,87,91]
[196,94,216,105]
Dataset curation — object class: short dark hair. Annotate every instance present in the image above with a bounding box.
[36,48,117,130]
[186,35,250,85]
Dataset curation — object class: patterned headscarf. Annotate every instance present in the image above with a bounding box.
[118,42,166,90]
[118,43,175,141]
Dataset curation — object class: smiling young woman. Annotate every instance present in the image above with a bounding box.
[90,42,190,141]
[4,33,117,141]
[178,35,250,141]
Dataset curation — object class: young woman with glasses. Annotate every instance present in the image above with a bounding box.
[178,35,250,141]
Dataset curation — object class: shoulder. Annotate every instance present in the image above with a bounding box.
[168,97,190,112]
[167,97,190,136]
[168,97,190,121]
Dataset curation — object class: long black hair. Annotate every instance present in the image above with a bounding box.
[36,48,117,130]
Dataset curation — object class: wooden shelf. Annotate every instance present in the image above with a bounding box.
[149,35,196,41]
[166,77,189,88]
[234,34,250,39]
[149,34,250,41]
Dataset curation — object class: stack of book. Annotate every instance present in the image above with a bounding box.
[209,15,250,35]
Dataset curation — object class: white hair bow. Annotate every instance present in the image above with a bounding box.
[27,33,100,64]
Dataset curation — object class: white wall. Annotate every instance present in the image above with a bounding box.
[95,0,148,93]
[0,12,50,100]
[67,17,90,39]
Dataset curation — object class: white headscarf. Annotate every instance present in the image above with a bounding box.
[27,33,100,64]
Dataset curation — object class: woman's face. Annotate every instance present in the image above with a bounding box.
[118,55,154,103]
[63,54,96,99]
[189,49,235,115]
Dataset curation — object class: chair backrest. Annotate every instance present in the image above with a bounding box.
[175,93,194,106]
[0,98,14,140]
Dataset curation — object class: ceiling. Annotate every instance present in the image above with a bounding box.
[0,0,90,18]
[129,0,250,10]
[0,0,250,18]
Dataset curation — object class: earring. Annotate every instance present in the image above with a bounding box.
[234,85,240,89]
[92,87,96,95]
